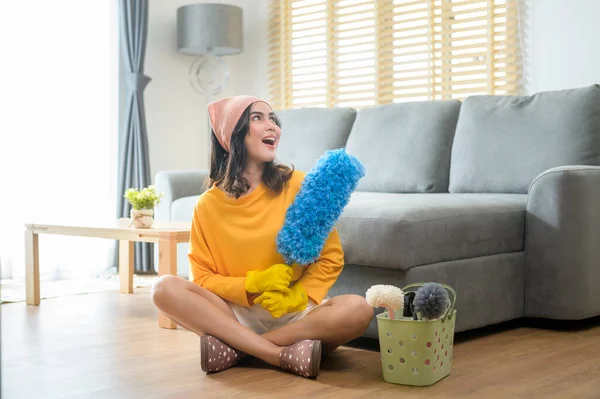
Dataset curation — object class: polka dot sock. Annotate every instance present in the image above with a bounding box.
[200,335,243,373]
[279,339,322,378]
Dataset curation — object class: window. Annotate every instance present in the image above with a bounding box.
[0,1,118,282]
[268,0,523,109]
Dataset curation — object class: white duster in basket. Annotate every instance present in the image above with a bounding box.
[365,285,404,320]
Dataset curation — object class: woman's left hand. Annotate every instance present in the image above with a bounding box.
[254,283,308,318]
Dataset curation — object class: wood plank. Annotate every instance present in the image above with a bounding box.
[158,239,178,329]
[24,228,40,305]
[119,240,134,294]
[2,289,600,398]
[25,219,190,243]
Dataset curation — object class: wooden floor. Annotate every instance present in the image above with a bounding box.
[3,289,600,399]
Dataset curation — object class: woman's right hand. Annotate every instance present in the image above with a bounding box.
[245,263,293,294]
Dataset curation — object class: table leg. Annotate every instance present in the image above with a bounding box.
[158,238,177,329]
[25,228,40,305]
[119,240,134,294]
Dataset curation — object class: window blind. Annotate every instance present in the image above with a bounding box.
[268,0,523,109]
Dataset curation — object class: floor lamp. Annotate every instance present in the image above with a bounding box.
[177,3,244,161]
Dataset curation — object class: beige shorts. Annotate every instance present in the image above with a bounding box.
[228,297,330,334]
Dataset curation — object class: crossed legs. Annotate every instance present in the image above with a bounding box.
[150,275,373,367]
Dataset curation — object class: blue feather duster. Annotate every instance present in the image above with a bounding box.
[276,148,365,265]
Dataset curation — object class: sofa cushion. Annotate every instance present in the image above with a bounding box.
[345,100,461,193]
[449,85,600,193]
[171,195,200,222]
[335,192,526,270]
[274,107,356,172]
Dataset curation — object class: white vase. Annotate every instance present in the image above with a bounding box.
[130,209,154,228]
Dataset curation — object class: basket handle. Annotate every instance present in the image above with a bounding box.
[401,282,457,322]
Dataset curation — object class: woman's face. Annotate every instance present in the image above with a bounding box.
[244,101,281,165]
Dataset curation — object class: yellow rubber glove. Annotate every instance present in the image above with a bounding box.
[254,283,309,318]
[245,263,293,294]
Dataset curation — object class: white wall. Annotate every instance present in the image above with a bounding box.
[524,0,600,94]
[144,0,269,178]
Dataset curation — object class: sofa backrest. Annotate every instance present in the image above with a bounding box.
[449,85,600,193]
[345,100,461,193]
[274,107,356,172]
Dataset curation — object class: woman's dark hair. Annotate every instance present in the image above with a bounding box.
[207,103,294,199]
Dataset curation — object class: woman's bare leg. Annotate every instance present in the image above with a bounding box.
[261,295,373,354]
[157,278,235,333]
[151,275,282,366]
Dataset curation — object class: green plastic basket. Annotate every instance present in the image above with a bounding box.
[376,283,457,386]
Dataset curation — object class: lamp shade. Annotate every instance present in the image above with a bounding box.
[177,3,243,56]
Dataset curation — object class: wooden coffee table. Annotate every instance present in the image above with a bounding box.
[24,218,191,329]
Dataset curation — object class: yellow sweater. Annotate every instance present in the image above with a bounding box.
[189,170,344,307]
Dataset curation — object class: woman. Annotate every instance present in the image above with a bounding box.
[151,95,373,378]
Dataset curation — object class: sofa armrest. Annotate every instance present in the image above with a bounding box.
[525,165,600,319]
[155,169,209,221]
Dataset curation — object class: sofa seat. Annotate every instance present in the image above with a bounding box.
[172,195,200,222]
[336,192,526,271]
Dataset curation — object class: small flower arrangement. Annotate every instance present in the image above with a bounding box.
[124,185,164,210]
[124,185,164,228]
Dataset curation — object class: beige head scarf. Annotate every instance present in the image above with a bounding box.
[207,95,271,153]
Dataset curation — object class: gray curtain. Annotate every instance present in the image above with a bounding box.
[116,0,154,273]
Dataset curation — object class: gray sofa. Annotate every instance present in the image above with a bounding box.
[155,85,600,338]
